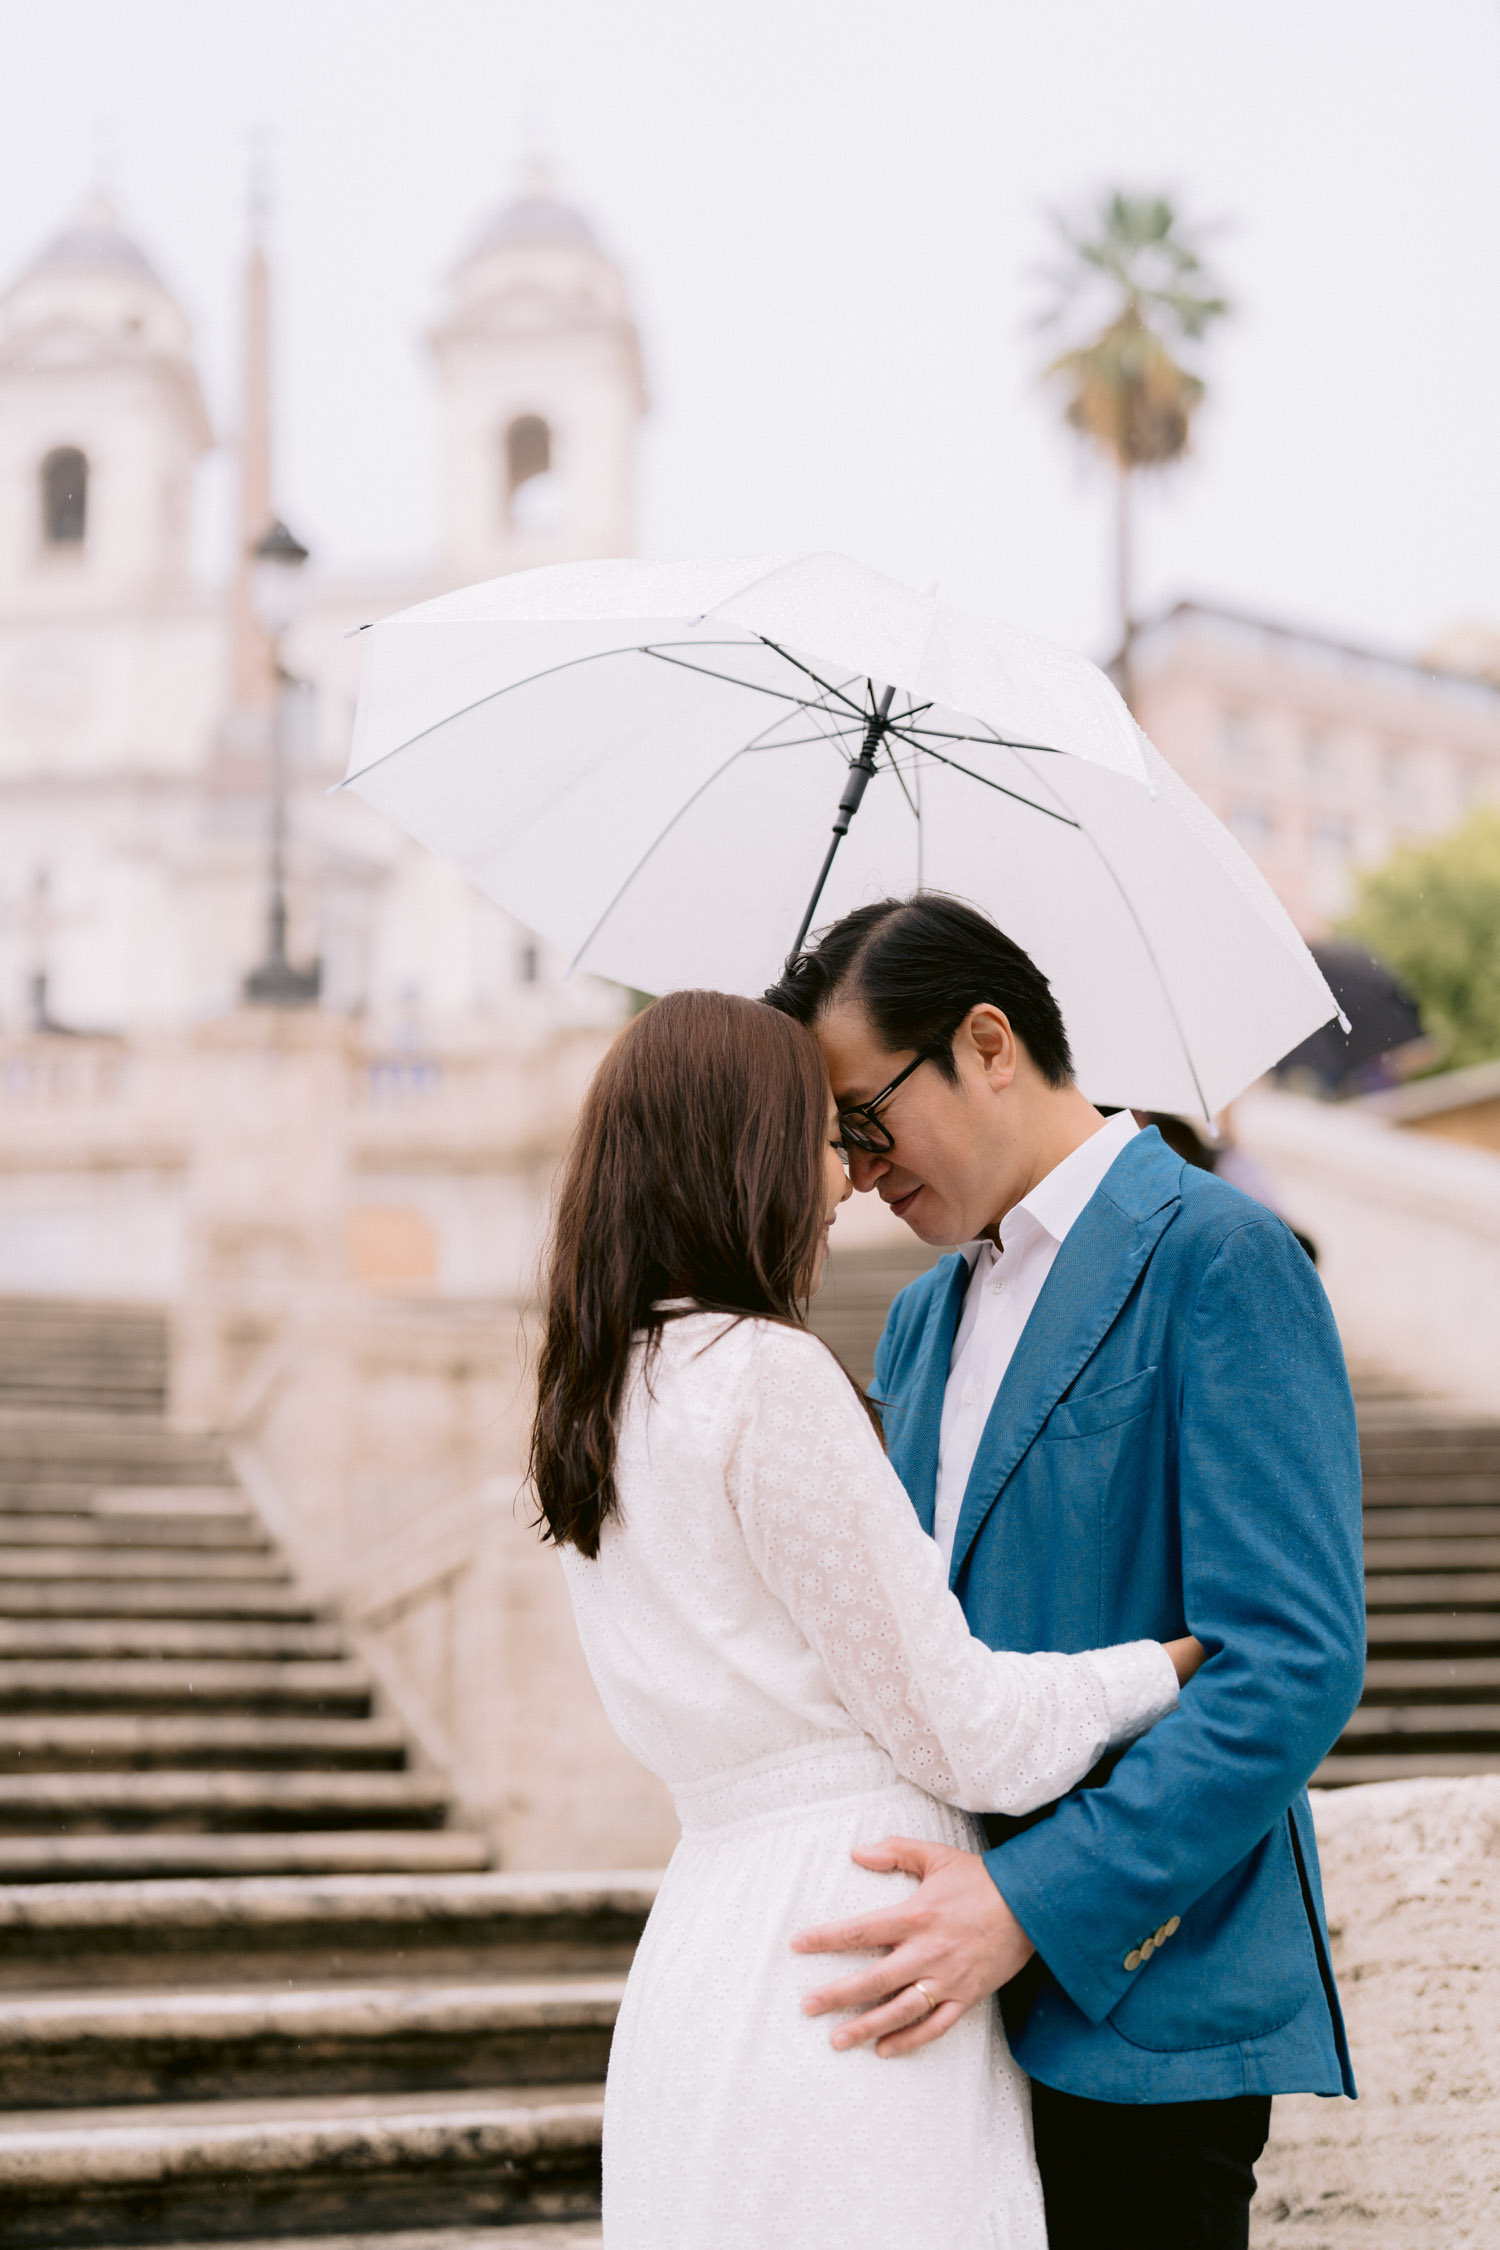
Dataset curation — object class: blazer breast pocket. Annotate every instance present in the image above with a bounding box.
[1039,1364,1159,1442]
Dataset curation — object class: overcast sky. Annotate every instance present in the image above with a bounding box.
[2,0,1496,663]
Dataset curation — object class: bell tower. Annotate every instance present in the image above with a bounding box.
[0,196,211,612]
[429,164,645,585]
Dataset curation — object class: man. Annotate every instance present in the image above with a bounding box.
[765,895,1364,2250]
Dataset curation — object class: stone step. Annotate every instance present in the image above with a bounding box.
[1359,1449,1500,1480]
[0,1296,164,1332]
[0,1547,288,1583]
[1359,1477,1500,1506]
[1337,1702,1500,1748]
[0,1831,491,1885]
[92,1490,260,1518]
[0,1714,407,1772]
[0,1409,231,1468]
[1361,1656,1500,1699]
[0,1582,321,1620]
[0,1871,656,1988]
[0,1769,450,1833]
[0,1978,624,2108]
[0,1342,165,1365]
[0,1393,166,1420]
[1363,1571,1500,1610]
[1363,1506,1500,1537]
[1314,1748,1500,1785]
[0,1659,373,1715]
[0,1619,347,1661]
[0,2082,603,2246]
[87,2227,603,2250]
[1362,1537,1500,1570]
[0,1513,266,1550]
[1364,1609,1500,1651]
[0,1487,239,1515]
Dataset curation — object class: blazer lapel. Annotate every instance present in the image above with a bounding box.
[946,1134,1182,1586]
[883,1251,970,1538]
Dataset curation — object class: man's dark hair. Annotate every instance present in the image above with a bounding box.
[763,895,1074,1088]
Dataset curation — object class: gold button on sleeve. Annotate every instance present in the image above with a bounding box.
[1139,1937,1156,1960]
[1124,1948,1143,1972]
[1164,1916,1181,1937]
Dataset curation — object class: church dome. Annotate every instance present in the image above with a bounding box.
[9,196,165,294]
[463,164,603,261]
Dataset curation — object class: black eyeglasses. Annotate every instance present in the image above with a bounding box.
[836,1029,958,1156]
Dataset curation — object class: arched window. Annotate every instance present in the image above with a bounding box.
[41,449,88,546]
[503,414,565,535]
[506,414,551,495]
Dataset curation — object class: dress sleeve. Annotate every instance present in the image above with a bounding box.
[726,1324,1179,1817]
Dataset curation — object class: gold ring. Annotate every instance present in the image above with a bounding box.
[912,1980,938,2017]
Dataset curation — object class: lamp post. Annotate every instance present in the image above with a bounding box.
[243,519,321,1006]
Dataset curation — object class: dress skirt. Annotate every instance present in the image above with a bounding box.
[602,1738,1048,2250]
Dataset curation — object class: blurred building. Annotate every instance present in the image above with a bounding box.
[0,175,672,1868]
[0,172,644,1039]
[1133,601,1500,935]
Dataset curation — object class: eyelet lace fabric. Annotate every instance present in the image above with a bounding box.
[560,1314,1174,2250]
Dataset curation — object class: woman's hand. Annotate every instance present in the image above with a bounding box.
[1163,1634,1207,1686]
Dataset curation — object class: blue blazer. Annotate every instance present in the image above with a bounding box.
[873,1128,1364,2104]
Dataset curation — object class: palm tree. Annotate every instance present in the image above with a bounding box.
[1040,192,1231,706]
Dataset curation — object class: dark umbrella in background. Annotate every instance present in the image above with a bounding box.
[1147,939,1433,1263]
[1272,941,1433,1098]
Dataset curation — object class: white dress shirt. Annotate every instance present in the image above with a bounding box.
[933,1107,1140,1571]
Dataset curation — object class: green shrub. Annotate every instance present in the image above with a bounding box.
[1341,807,1500,1071]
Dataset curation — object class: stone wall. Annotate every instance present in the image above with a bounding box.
[1236,1088,1500,1412]
[1254,1777,1500,2249]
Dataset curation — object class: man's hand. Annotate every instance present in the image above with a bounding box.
[791,1836,1036,2058]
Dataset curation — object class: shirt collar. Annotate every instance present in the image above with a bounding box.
[963,1108,1140,1263]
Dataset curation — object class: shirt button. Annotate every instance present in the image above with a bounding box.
[962,1385,977,1407]
[1123,1949,1143,1972]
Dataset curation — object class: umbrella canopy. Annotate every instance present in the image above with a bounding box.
[341,553,1340,1118]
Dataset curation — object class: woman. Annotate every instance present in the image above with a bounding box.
[531,991,1202,2250]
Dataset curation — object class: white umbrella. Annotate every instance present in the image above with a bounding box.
[340,552,1340,1118]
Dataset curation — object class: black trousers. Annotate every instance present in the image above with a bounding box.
[1029,2081,1272,2250]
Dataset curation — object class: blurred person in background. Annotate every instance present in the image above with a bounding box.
[1140,1111,1317,1265]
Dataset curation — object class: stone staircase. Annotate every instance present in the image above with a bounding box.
[0,1296,650,2246]
[1315,1401,1500,1786]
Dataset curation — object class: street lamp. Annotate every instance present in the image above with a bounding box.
[243,518,321,1007]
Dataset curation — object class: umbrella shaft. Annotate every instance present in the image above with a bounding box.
[791,684,897,955]
[833,750,875,835]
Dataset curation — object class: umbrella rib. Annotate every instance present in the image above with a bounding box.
[910,744,1080,828]
[562,744,757,978]
[739,728,868,752]
[640,646,865,718]
[889,719,1066,756]
[336,640,783,787]
[879,741,921,823]
[1007,753,1213,1123]
[750,640,879,725]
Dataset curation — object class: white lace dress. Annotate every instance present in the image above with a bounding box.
[560,1314,1176,2250]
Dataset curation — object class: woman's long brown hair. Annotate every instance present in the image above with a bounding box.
[530,989,870,1557]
